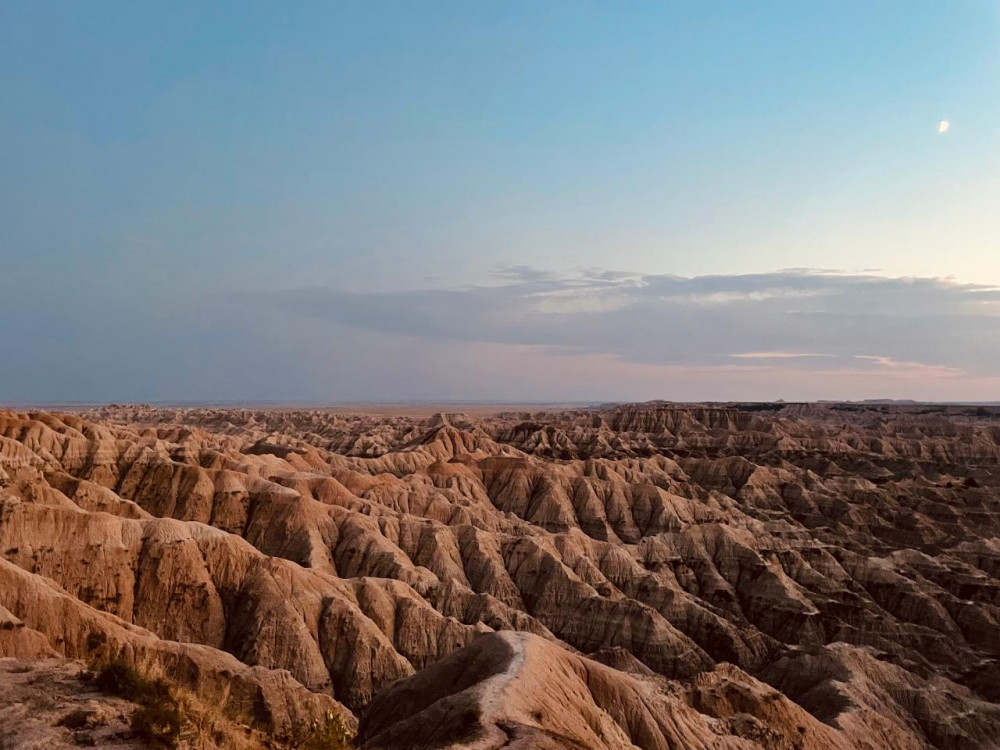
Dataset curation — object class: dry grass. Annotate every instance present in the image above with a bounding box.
[90,658,354,750]
[290,712,355,750]
[92,660,180,747]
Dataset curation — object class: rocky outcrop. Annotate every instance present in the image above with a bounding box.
[359,630,850,750]
[0,402,998,748]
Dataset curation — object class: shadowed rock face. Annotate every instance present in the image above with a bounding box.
[0,402,998,748]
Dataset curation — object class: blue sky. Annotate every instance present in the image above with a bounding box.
[1,2,998,402]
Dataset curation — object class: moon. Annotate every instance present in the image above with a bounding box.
[938,120,950,133]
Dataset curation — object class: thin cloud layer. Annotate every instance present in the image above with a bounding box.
[4,265,998,403]
[729,352,834,359]
[268,268,1000,385]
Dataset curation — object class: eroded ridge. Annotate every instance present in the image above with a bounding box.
[1,402,998,748]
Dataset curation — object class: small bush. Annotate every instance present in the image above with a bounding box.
[93,660,143,698]
[56,709,94,730]
[86,630,107,653]
[131,700,182,748]
[93,659,180,748]
[299,711,355,750]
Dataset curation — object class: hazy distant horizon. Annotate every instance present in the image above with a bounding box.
[2,2,997,403]
[7,398,1000,411]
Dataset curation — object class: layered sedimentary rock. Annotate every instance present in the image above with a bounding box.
[0,402,998,748]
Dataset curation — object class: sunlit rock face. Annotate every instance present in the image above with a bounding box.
[1,402,998,748]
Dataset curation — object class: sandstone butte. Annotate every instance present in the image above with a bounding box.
[0,402,998,749]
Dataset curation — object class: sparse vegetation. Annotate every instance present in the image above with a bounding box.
[92,659,180,747]
[93,659,147,699]
[91,658,353,750]
[85,630,107,654]
[56,708,94,730]
[293,711,355,750]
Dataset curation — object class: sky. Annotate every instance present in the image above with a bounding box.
[1,1,998,403]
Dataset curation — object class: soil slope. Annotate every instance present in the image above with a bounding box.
[0,402,998,748]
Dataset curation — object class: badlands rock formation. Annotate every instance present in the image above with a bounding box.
[0,402,998,748]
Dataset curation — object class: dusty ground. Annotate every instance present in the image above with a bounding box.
[0,658,142,750]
